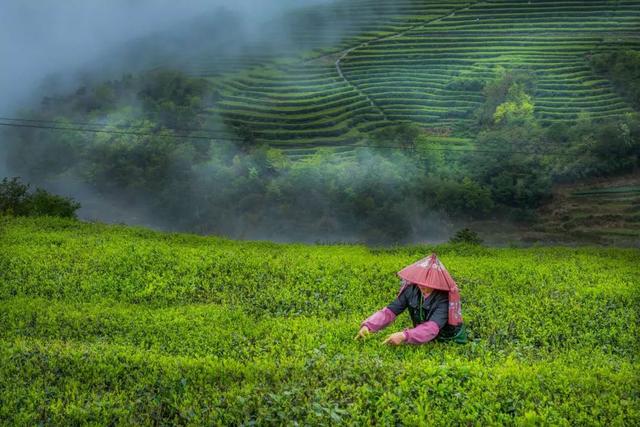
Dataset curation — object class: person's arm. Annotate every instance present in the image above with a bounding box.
[402,293,449,345]
[360,307,396,332]
[360,287,409,332]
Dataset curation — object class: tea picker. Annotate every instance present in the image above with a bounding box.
[354,253,467,345]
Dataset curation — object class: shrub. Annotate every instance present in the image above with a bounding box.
[0,177,80,218]
[589,50,640,108]
[0,177,31,216]
[449,228,483,245]
[27,189,81,218]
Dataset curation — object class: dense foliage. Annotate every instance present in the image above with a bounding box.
[4,65,640,242]
[209,0,640,143]
[2,0,640,243]
[590,49,640,109]
[0,177,80,218]
[0,217,637,425]
[448,228,483,245]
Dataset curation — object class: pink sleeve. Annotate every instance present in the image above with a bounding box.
[361,307,397,332]
[402,320,440,344]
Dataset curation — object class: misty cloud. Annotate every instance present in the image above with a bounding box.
[0,0,333,114]
[1,0,455,246]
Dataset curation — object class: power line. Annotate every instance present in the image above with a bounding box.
[0,121,241,143]
[0,116,238,138]
[0,119,574,157]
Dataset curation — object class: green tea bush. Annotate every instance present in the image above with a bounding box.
[0,217,638,425]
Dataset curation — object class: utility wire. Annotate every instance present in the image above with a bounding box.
[0,116,238,138]
[0,121,241,143]
[0,119,574,157]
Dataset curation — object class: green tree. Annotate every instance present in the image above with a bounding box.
[475,66,536,129]
[0,177,31,216]
[493,83,535,125]
[589,49,640,108]
[138,70,209,129]
[449,228,483,245]
[371,123,422,149]
[28,189,81,218]
[0,177,80,218]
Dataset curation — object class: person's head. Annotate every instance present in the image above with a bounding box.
[418,285,433,297]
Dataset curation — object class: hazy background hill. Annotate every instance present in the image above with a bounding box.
[1,0,639,245]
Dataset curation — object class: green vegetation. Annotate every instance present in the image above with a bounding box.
[0,217,638,424]
[448,227,483,245]
[6,67,640,243]
[535,174,640,245]
[188,0,639,146]
[590,49,640,109]
[3,1,640,243]
[477,66,536,127]
[0,177,80,218]
[138,70,211,129]
[2,2,639,424]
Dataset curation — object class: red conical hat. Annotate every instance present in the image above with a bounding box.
[397,253,450,291]
[396,253,463,326]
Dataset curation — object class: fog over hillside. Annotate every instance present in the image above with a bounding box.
[0,0,334,114]
[2,0,638,245]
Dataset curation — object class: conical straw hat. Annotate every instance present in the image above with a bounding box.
[396,253,463,326]
[397,253,453,291]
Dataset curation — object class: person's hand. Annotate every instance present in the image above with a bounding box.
[382,331,406,346]
[354,325,371,340]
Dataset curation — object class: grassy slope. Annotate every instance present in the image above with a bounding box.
[0,217,638,425]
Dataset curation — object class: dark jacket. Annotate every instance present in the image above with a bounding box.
[386,283,449,329]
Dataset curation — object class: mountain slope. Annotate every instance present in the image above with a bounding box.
[193,0,640,149]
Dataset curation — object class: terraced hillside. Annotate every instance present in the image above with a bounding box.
[463,173,640,246]
[207,1,470,147]
[142,2,432,77]
[199,0,640,152]
[537,173,640,245]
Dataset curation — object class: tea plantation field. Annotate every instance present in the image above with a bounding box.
[536,174,640,246]
[200,0,640,152]
[0,217,638,425]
